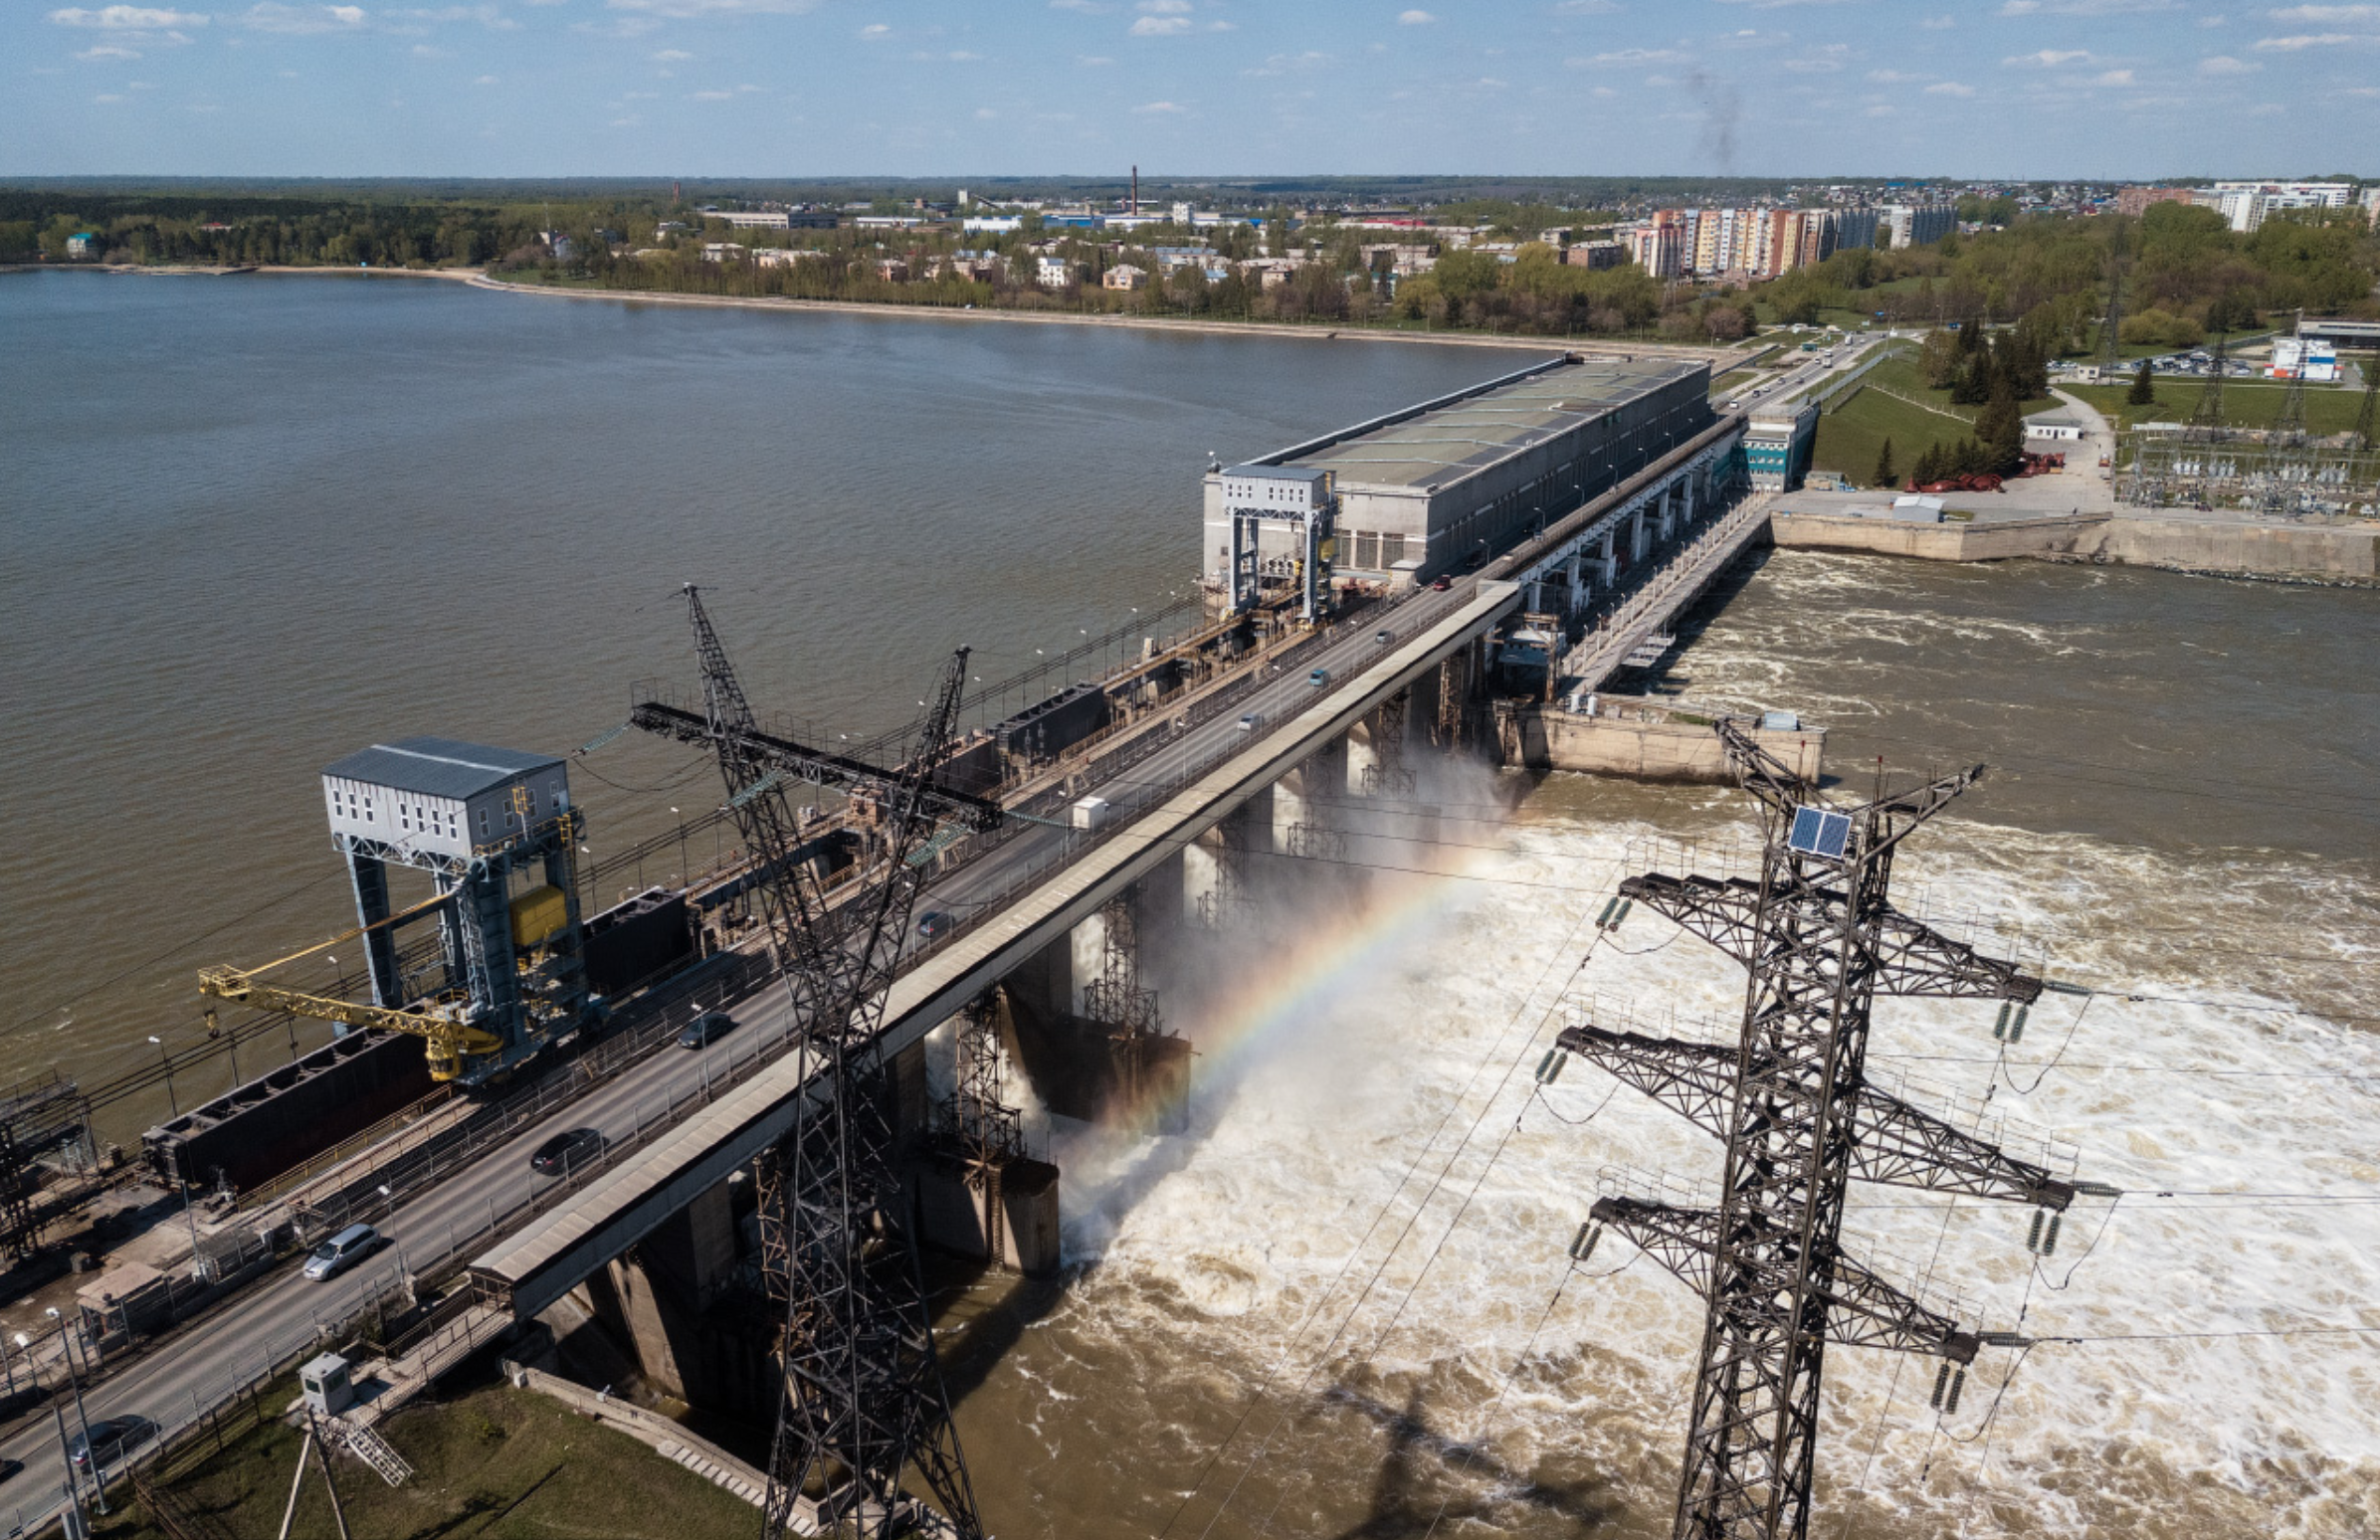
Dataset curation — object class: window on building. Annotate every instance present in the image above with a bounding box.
[479,809,490,836]
[1382,533,1407,566]
[1355,531,1380,569]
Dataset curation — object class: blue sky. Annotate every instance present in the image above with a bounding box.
[8,0,2375,179]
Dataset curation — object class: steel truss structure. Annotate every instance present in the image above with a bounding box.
[1571,720,2100,1540]
[1360,690,1416,798]
[1082,885,1177,1104]
[1195,811,1256,929]
[675,586,987,1540]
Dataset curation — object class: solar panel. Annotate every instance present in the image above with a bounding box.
[1788,807,1853,860]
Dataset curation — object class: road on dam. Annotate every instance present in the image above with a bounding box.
[0,572,1499,1529]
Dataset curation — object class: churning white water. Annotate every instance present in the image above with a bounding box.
[951,550,2380,1540]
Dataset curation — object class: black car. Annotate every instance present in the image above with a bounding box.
[678,1011,737,1050]
[68,1417,150,1471]
[916,911,950,939]
[529,1127,604,1177]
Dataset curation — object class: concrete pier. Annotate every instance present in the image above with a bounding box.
[1496,699,1826,784]
[1771,502,2380,584]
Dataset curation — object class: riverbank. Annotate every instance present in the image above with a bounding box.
[2,262,1731,362]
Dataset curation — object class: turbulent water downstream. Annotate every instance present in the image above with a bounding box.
[6,272,2377,1537]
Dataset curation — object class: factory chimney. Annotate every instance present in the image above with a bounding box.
[1131,164,1139,216]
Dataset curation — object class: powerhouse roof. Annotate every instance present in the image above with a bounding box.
[322,737,565,800]
[1285,358,1701,492]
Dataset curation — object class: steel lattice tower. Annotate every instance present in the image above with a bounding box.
[1569,721,2102,1540]
[1361,690,1416,798]
[675,587,986,1540]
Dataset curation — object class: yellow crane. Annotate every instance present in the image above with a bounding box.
[198,891,503,1082]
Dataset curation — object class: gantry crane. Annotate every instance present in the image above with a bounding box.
[199,892,503,1081]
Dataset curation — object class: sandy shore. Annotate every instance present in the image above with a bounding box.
[14,261,1733,363]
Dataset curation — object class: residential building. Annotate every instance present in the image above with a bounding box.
[2192,181,2352,233]
[1832,208,1879,252]
[1626,220,1684,279]
[1034,255,1079,288]
[753,248,818,269]
[2115,186,2195,218]
[66,232,99,259]
[875,258,910,283]
[1880,203,1956,249]
[1564,241,1623,271]
[1102,263,1149,291]
[699,242,746,262]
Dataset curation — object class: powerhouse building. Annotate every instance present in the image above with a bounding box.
[1201,355,1713,589]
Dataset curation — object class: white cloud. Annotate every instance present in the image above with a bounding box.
[46,5,205,26]
[2004,48,2091,65]
[609,0,822,16]
[857,24,886,38]
[236,4,368,32]
[691,87,733,98]
[75,43,142,58]
[1049,0,1101,10]
[1865,102,1896,114]
[1925,80,1977,95]
[2253,28,2378,44]
[2197,53,2258,72]
[974,105,996,117]
[474,72,497,82]
[1553,0,1620,12]
[1582,46,1682,62]
[1921,12,1955,25]
[2266,3,2380,18]
[1131,97,1187,111]
[1867,67,1924,81]
[1077,53,1114,63]
[2000,0,2176,12]
[653,46,693,58]
[95,91,125,101]
[1138,0,1191,11]
[1129,14,1189,33]
[2092,67,2134,83]
[1398,8,1436,22]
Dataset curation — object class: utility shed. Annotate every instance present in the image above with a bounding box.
[321,737,570,859]
[1203,355,1711,584]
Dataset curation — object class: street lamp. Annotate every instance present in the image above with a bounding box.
[45,1309,103,1515]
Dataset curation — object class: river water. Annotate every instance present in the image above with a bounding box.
[7,271,2378,1537]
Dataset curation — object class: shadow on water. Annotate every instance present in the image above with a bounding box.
[1319,1386,1620,1537]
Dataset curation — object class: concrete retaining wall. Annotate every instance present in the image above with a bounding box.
[1771,507,2380,582]
[1498,705,1825,784]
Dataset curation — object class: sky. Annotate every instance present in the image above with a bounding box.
[7,0,2377,181]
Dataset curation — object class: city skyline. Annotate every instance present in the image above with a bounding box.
[8,0,2378,180]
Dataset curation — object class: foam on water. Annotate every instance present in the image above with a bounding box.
[954,552,2380,1539]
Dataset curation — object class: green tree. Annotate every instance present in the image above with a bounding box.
[2128,360,2156,405]
[1874,438,1897,489]
[1911,444,1941,485]
[1975,386,2025,474]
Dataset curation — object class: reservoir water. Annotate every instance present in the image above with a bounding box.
[6,270,2377,1537]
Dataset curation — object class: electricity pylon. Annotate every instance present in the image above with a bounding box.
[674,586,986,1540]
[1567,720,2103,1540]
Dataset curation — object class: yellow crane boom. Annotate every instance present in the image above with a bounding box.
[198,968,500,1082]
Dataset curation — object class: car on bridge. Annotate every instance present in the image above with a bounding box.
[529,1127,604,1177]
[1374,628,1394,646]
[916,910,951,939]
[68,1417,152,1473]
[1308,669,1330,688]
[302,1223,382,1282]
[1238,712,1263,733]
[678,1011,739,1050]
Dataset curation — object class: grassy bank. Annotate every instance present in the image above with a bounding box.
[2066,379,2371,436]
[94,1380,755,1540]
[1809,352,2062,481]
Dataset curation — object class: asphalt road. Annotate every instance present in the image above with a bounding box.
[0,577,1483,1531]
